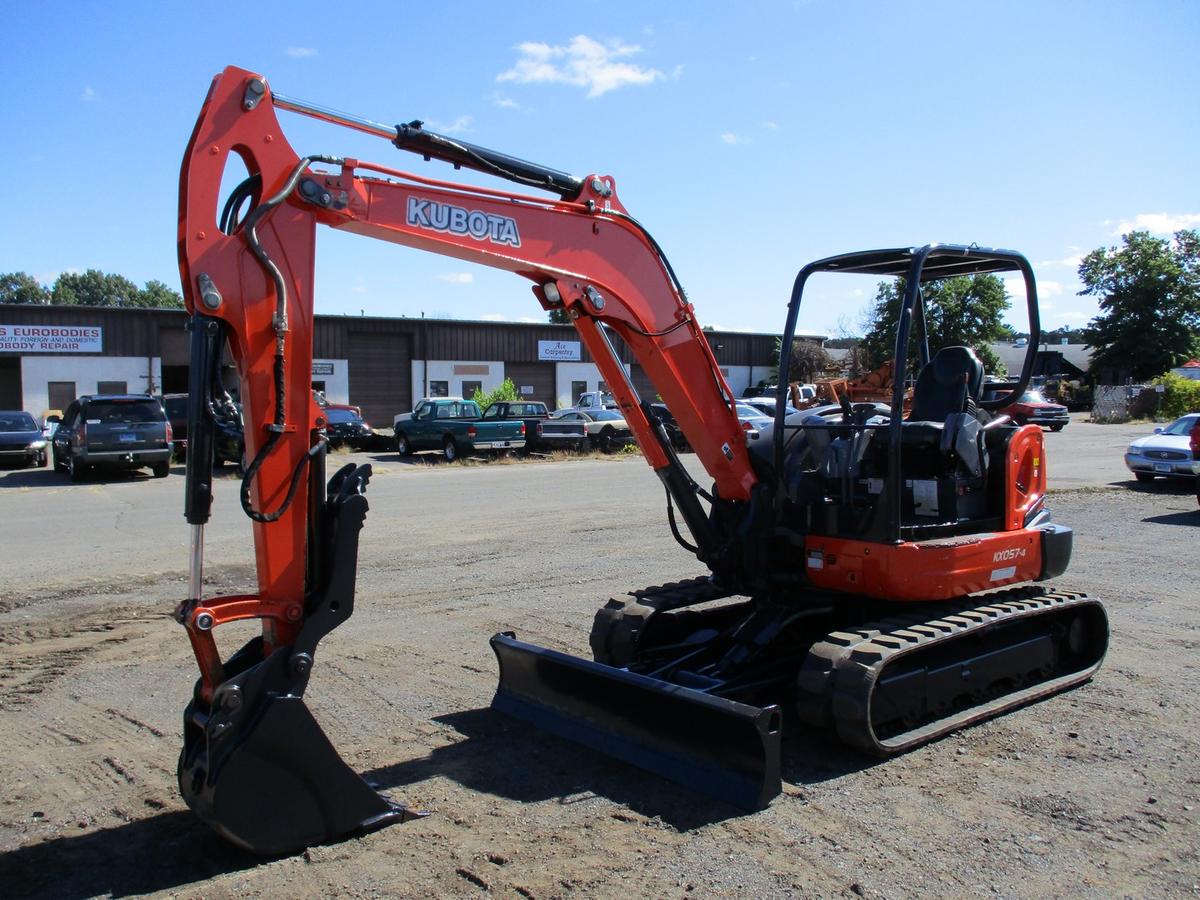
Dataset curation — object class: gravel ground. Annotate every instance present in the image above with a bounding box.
[0,426,1197,898]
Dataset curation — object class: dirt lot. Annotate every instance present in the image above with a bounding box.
[1,427,1197,898]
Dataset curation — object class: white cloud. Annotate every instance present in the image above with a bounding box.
[493,95,522,110]
[286,46,318,58]
[1037,280,1064,298]
[1055,310,1090,323]
[1112,212,1200,236]
[762,120,778,131]
[436,273,474,285]
[1038,252,1083,270]
[425,115,473,135]
[721,132,751,145]
[497,35,665,98]
[1003,276,1027,301]
[81,86,97,102]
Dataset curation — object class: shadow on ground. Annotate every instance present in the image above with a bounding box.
[367,707,877,828]
[0,810,256,900]
[0,706,884,897]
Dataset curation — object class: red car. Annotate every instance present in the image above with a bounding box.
[983,386,1070,431]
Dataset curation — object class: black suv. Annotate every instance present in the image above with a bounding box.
[52,395,173,481]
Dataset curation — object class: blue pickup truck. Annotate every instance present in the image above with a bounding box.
[393,398,525,461]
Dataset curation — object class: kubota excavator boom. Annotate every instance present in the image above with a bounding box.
[175,67,1107,854]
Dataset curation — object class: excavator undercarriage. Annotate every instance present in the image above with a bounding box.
[173,67,1109,855]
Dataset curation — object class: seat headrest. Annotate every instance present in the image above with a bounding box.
[930,346,983,399]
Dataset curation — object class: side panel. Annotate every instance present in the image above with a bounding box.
[804,531,1045,601]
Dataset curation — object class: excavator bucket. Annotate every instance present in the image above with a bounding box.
[490,633,782,810]
[178,640,421,855]
[177,463,424,855]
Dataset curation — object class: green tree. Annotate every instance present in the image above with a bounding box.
[860,274,1010,377]
[51,270,141,306]
[547,308,570,325]
[0,272,50,304]
[1080,230,1200,381]
[768,337,834,383]
[471,378,520,411]
[137,279,185,309]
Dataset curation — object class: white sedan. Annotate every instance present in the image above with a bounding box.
[551,409,635,452]
[1124,413,1200,482]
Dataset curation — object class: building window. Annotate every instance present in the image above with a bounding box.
[461,380,482,401]
[571,380,587,406]
[428,380,449,398]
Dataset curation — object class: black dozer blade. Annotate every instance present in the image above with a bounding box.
[178,464,423,855]
[490,632,782,811]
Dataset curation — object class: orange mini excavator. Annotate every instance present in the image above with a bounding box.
[175,67,1108,854]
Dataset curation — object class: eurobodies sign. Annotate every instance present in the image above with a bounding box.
[0,324,103,353]
[537,340,581,361]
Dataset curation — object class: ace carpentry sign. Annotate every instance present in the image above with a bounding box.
[0,324,103,353]
[537,340,581,361]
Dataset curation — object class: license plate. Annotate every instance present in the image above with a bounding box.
[119,433,137,442]
[496,441,510,448]
[1154,463,1172,473]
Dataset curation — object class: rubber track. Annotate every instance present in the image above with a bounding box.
[590,577,733,666]
[795,586,1107,756]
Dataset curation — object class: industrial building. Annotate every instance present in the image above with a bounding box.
[0,305,819,425]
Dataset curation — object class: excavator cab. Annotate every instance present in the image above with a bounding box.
[758,245,1050,552]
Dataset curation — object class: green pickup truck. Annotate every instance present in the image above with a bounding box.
[392,398,526,461]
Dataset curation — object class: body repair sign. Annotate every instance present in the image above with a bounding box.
[0,324,103,353]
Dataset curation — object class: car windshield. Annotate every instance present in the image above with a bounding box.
[325,409,360,424]
[589,410,624,422]
[0,412,37,432]
[736,404,770,419]
[90,400,164,424]
[1018,391,1048,404]
[1162,416,1199,436]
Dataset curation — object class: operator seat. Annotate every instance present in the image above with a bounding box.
[908,346,984,423]
[902,346,989,506]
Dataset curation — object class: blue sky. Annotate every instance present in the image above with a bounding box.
[1,1,1196,337]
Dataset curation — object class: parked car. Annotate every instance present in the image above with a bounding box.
[323,405,375,450]
[551,409,634,452]
[574,390,619,411]
[1124,413,1200,483]
[0,411,49,468]
[52,394,173,481]
[481,401,587,453]
[742,398,804,420]
[160,392,245,468]
[735,402,773,440]
[393,397,526,461]
[983,387,1070,431]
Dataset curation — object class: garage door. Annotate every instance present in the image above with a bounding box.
[505,362,556,408]
[348,332,412,426]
